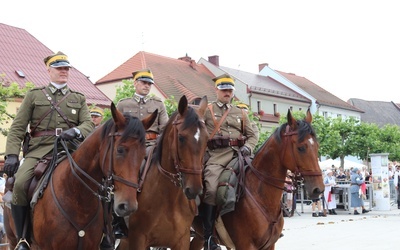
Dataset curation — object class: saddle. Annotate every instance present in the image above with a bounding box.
[216,153,251,216]
[3,153,66,208]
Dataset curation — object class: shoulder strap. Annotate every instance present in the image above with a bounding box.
[36,88,73,130]
[208,103,231,138]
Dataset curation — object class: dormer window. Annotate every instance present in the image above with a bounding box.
[16,70,25,78]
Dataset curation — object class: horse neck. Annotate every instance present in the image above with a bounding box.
[246,138,287,207]
[68,132,104,185]
[159,126,176,172]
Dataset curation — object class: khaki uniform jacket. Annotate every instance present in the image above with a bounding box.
[205,102,258,167]
[116,95,168,134]
[5,84,94,159]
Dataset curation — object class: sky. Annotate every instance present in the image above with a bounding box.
[2,0,399,102]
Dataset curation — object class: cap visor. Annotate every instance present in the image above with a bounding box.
[217,84,235,90]
[50,61,72,68]
[137,77,154,84]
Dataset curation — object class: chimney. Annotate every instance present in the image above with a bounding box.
[259,63,269,72]
[208,55,219,66]
[178,53,191,62]
[190,60,196,69]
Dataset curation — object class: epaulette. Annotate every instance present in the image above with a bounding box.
[118,97,132,102]
[69,89,85,96]
[30,86,46,92]
[150,96,162,102]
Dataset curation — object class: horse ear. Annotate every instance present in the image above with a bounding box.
[142,109,158,130]
[197,95,208,117]
[287,109,298,129]
[305,108,312,124]
[111,102,125,128]
[178,95,188,115]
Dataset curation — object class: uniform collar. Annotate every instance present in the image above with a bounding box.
[216,101,232,109]
[49,83,69,95]
[134,94,149,103]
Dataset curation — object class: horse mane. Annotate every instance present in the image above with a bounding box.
[254,118,316,156]
[100,114,146,144]
[152,106,202,164]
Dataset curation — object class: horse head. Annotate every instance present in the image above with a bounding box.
[101,102,157,216]
[281,108,324,199]
[159,95,209,199]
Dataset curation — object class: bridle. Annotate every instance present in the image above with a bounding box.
[247,124,322,192]
[46,127,142,249]
[157,113,203,187]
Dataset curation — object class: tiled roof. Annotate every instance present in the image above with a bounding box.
[348,98,400,127]
[96,51,217,103]
[277,71,363,112]
[0,23,111,107]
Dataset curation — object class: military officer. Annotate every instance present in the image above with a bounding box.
[116,68,168,147]
[90,106,104,128]
[3,51,94,250]
[202,74,258,250]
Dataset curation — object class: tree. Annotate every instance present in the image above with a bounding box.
[0,76,34,136]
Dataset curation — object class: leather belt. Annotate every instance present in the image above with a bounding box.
[350,183,359,186]
[31,128,63,137]
[228,139,241,147]
[145,132,158,140]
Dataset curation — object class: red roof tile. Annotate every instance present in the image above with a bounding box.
[0,23,111,107]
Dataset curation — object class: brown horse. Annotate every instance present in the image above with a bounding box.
[190,109,324,250]
[118,95,209,249]
[4,102,157,250]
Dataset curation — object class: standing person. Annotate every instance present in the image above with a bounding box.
[90,106,104,128]
[117,68,168,148]
[311,196,326,217]
[3,51,94,249]
[202,74,258,250]
[323,169,338,215]
[350,168,370,215]
[394,165,400,209]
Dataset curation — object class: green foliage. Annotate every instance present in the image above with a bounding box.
[164,96,178,116]
[0,77,35,136]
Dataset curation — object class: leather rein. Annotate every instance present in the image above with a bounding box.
[247,124,321,193]
[48,129,141,249]
[157,114,203,187]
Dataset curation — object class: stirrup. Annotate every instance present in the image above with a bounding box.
[205,236,221,250]
[15,238,31,249]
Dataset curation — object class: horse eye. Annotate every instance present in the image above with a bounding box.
[178,134,185,143]
[298,146,306,153]
[117,146,125,154]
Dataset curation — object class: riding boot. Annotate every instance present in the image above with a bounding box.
[11,204,30,250]
[99,234,115,250]
[202,204,221,250]
[112,213,128,239]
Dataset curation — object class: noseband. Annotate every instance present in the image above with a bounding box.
[247,124,321,192]
[157,114,203,187]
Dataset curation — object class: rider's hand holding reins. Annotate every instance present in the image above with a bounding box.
[240,145,251,156]
[60,127,81,140]
[4,154,19,177]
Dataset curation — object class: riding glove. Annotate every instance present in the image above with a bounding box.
[4,154,19,177]
[60,127,81,140]
[240,146,251,156]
